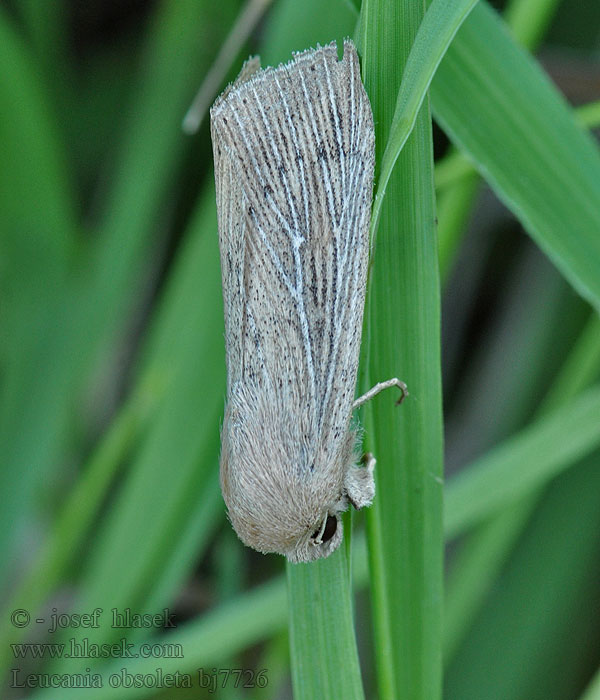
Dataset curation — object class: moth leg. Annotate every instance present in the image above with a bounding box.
[346,453,376,510]
[352,377,408,410]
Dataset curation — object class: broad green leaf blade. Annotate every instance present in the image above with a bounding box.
[445,384,600,539]
[434,100,600,194]
[433,0,563,283]
[439,0,596,663]
[431,2,600,311]
[358,2,444,700]
[287,548,365,700]
[372,0,478,235]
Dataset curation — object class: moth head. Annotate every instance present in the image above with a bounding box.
[285,499,347,563]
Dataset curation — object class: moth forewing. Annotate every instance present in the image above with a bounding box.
[210,40,375,563]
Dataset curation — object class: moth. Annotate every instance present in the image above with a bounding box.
[210,40,405,563]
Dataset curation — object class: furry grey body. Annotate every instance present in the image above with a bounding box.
[210,40,375,562]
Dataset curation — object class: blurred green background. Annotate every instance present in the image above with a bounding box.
[0,0,599,698]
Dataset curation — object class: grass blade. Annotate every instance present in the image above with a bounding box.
[445,454,600,700]
[46,185,226,675]
[358,2,444,699]
[287,545,365,700]
[445,384,600,538]
[0,0,230,588]
[371,0,478,236]
[431,2,600,310]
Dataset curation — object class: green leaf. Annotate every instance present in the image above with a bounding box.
[445,384,600,539]
[0,6,78,580]
[30,577,288,700]
[443,310,600,663]
[446,454,600,700]
[358,2,444,699]
[0,6,76,315]
[287,544,365,700]
[438,0,600,666]
[46,185,226,676]
[0,0,232,590]
[431,2,600,311]
[27,538,371,700]
[371,0,478,236]
[0,376,159,678]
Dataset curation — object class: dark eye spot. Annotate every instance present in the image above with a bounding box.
[311,515,337,543]
[321,515,337,543]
